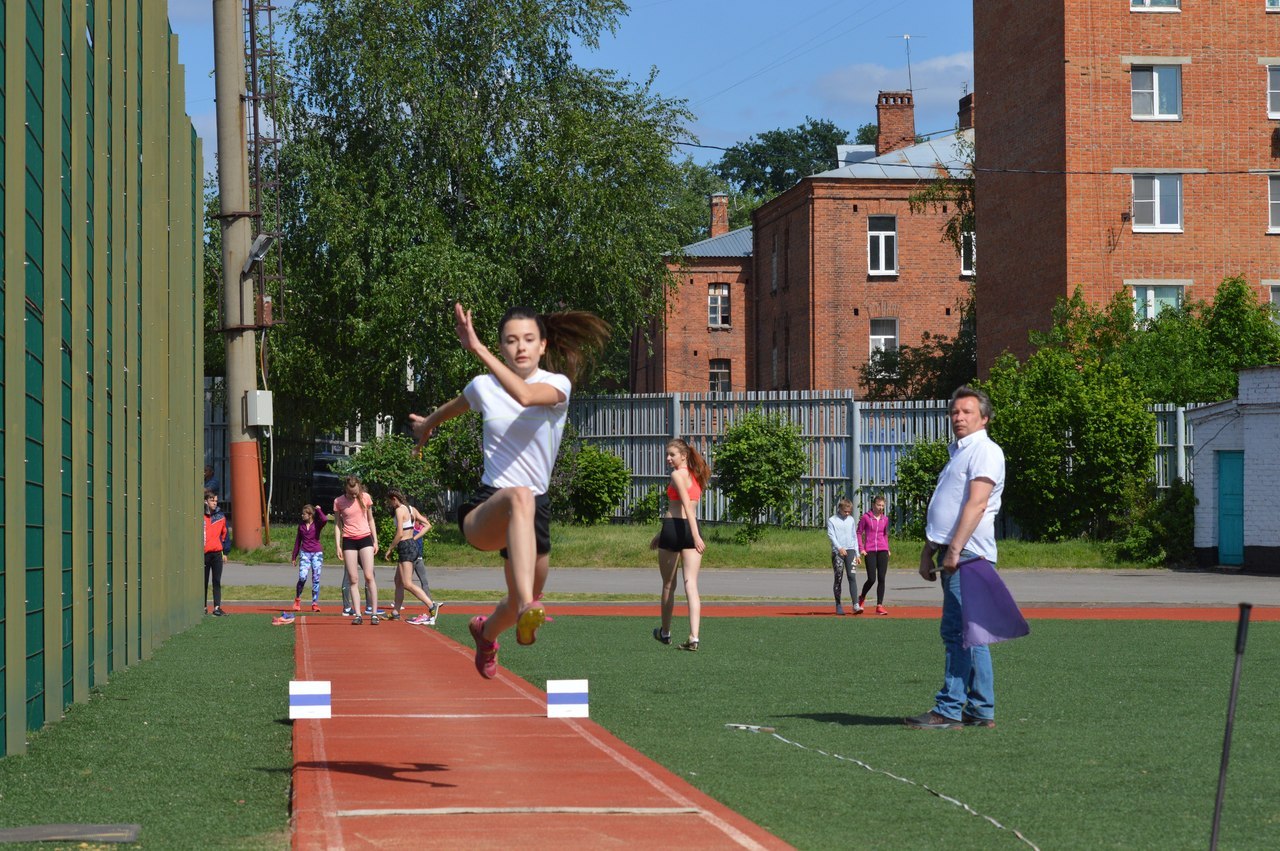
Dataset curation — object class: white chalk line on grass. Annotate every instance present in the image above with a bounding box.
[734,726,1041,851]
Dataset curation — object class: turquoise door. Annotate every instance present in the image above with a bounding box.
[1217,452,1244,566]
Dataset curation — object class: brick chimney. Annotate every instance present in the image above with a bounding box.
[957,92,975,131]
[876,91,916,155]
[709,193,729,238]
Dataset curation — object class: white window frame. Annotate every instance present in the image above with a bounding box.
[1270,176,1280,233]
[1269,66,1280,118]
[869,318,899,356]
[1132,174,1183,232]
[709,359,731,393]
[1268,283,1280,325]
[1131,0,1179,9]
[1269,0,1280,13]
[1130,282,1185,322]
[1131,65,1181,120]
[708,283,731,327]
[867,216,897,275]
[960,231,976,276]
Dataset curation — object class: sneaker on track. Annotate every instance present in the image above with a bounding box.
[516,605,546,646]
[876,605,889,616]
[469,616,499,678]
[292,598,301,612]
[311,602,321,613]
[407,613,433,625]
[429,601,443,621]
[835,603,845,615]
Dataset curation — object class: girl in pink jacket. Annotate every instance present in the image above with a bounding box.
[857,495,892,615]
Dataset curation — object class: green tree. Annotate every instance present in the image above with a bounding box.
[666,158,757,248]
[893,438,950,536]
[714,411,807,541]
[982,350,1156,541]
[202,178,225,377]
[274,0,693,428]
[334,433,436,531]
[854,122,878,146]
[715,117,851,200]
[860,287,976,400]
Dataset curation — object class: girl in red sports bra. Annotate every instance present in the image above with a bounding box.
[650,437,711,651]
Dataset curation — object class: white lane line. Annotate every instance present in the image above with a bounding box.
[335,713,539,719]
[297,621,346,851]
[338,806,702,817]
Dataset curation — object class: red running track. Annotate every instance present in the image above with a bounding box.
[289,610,793,850]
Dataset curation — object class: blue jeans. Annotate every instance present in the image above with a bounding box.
[934,551,995,722]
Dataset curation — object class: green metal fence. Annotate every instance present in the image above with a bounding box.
[1,0,203,756]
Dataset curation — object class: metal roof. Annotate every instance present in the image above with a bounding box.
[811,128,973,181]
[680,225,753,258]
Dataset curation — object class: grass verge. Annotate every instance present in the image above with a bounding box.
[0,615,294,850]
[235,523,1147,570]
[436,614,1280,849]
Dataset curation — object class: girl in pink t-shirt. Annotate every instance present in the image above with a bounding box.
[334,477,379,625]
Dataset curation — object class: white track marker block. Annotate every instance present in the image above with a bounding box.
[546,679,589,718]
[290,681,332,719]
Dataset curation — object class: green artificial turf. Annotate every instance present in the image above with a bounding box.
[437,614,1280,850]
[0,616,294,850]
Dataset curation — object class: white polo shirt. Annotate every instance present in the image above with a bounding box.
[463,369,572,496]
[924,427,1005,561]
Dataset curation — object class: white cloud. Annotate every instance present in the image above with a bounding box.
[813,50,974,135]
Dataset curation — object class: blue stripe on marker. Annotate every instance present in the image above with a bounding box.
[290,694,332,707]
[547,693,589,705]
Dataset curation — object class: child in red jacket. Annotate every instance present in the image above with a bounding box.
[203,490,231,615]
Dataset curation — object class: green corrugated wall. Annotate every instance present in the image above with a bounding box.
[1,0,203,756]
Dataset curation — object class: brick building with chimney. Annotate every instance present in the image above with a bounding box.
[633,92,976,394]
[974,0,1280,372]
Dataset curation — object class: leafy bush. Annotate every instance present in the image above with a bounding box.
[630,485,663,524]
[565,444,630,525]
[715,411,806,541]
[983,349,1156,540]
[334,433,436,533]
[423,412,484,496]
[1112,478,1196,565]
[548,422,582,523]
[893,438,951,537]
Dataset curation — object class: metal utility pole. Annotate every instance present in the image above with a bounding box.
[213,0,264,549]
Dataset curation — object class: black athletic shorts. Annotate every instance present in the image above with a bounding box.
[341,534,374,552]
[395,538,418,562]
[658,516,696,552]
[458,484,552,557]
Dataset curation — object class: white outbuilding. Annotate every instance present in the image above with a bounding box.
[1186,367,1280,574]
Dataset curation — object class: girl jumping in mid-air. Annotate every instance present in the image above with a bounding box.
[291,504,328,612]
[411,303,608,678]
[651,438,710,651]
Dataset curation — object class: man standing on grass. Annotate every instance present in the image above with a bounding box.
[905,386,1005,730]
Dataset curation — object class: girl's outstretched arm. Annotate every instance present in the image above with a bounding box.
[410,394,471,455]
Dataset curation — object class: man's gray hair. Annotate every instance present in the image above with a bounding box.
[950,385,993,420]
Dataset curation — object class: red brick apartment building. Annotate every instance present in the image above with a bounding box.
[633,92,975,394]
[974,0,1280,371]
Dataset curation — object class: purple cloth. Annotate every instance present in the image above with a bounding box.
[957,557,1030,648]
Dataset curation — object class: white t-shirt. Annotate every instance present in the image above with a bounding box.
[924,428,1005,561]
[463,369,572,496]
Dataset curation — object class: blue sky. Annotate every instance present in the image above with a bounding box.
[169,0,974,174]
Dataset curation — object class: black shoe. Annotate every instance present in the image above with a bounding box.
[370,615,380,625]
[351,615,363,626]
[962,713,996,728]
[903,711,962,730]
[212,607,226,617]
[653,627,671,645]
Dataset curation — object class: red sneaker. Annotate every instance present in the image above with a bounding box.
[876,605,889,616]
[292,598,301,612]
[516,604,546,646]
[310,602,321,613]
[469,616,499,678]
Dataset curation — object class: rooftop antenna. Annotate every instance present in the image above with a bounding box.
[898,34,923,92]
